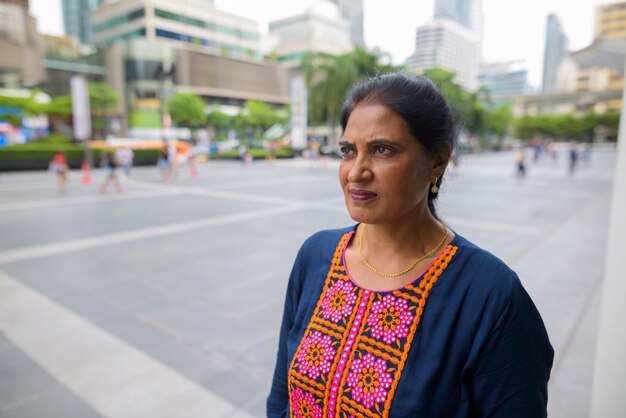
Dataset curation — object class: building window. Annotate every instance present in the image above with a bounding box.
[93,9,145,33]
[154,8,259,41]
[102,28,146,46]
[155,28,260,58]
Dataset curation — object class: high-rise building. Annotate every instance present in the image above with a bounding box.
[268,0,353,67]
[329,0,364,46]
[542,14,569,92]
[62,0,104,43]
[92,0,262,60]
[596,1,626,39]
[0,0,45,87]
[406,19,479,90]
[434,0,482,33]
[478,61,530,100]
[434,0,482,56]
[406,0,482,90]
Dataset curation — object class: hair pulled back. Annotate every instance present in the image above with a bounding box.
[340,71,458,218]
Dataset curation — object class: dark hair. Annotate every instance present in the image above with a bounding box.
[340,72,458,218]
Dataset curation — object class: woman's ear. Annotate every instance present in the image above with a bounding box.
[432,144,452,174]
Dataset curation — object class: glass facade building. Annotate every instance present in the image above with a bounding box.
[542,14,569,92]
[62,0,104,43]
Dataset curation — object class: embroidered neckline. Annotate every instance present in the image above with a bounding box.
[341,229,459,293]
[287,232,460,418]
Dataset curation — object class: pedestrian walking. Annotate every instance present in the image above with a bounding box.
[99,151,123,194]
[516,148,527,177]
[49,150,69,193]
[267,72,553,418]
[569,142,579,175]
[115,146,134,180]
[158,144,171,182]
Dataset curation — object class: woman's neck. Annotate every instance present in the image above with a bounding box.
[359,210,444,259]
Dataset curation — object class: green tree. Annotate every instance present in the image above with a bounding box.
[236,100,287,140]
[301,47,401,144]
[166,92,207,128]
[206,109,233,141]
[88,82,119,114]
[45,95,72,117]
[87,82,119,137]
[513,111,621,141]
[485,104,513,137]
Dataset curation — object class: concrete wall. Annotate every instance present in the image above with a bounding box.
[590,58,626,418]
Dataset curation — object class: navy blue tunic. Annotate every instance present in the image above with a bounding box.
[268,226,553,418]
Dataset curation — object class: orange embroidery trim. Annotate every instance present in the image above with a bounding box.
[287,232,459,418]
[359,334,403,358]
[382,245,458,416]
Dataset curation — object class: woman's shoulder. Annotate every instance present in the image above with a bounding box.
[299,225,356,254]
[447,233,521,294]
[441,234,543,332]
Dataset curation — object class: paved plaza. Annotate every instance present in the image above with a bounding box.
[0,147,617,417]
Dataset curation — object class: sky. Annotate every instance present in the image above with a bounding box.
[31,0,613,89]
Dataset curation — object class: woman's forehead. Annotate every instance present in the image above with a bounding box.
[344,104,414,141]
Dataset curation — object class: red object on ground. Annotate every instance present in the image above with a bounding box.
[81,161,91,185]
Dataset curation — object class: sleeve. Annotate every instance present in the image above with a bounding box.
[469,274,554,418]
[266,247,306,418]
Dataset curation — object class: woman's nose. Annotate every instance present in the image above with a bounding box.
[347,156,372,183]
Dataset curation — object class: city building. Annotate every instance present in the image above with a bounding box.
[90,0,293,136]
[434,0,482,35]
[406,19,479,90]
[91,0,263,61]
[542,14,569,92]
[40,35,105,97]
[478,61,530,101]
[515,37,624,142]
[101,39,291,138]
[268,0,353,67]
[434,0,483,55]
[329,0,364,46]
[595,1,626,39]
[62,0,104,44]
[0,0,45,88]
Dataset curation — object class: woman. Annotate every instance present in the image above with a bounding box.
[267,72,553,417]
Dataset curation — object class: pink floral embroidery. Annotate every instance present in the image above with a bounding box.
[291,387,322,418]
[346,353,393,408]
[321,280,357,323]
[297,331,335,379]
[367,294,414,344]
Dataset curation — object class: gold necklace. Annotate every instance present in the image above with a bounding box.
[358,221,449,278]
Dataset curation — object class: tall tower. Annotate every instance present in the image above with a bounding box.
[542,14,569,92]
[62,0,104,43]
[406,19,479,90]
[434,0,482,51]
[434,0,481,32]
[407,0,482,90]
[329,0,364,46]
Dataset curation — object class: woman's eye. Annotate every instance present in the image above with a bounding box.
[340,147,353,156]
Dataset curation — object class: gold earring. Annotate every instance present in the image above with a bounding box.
[431,178,439,194]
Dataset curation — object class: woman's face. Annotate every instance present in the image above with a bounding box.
[339,103,437,225]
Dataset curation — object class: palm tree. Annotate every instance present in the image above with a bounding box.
[301,48,401,146]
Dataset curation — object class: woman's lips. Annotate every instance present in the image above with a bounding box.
[349,189,378,201]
